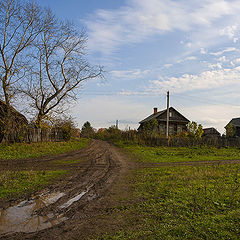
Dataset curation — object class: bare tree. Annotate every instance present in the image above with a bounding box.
[22,9,103,127]
[0,0,42,140]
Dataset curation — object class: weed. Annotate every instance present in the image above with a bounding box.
[0,170,66,199]
[0,138,89,160]
[96,146,240,239]
[119,143,240,163]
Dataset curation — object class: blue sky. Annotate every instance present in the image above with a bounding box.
[39,0,240,133]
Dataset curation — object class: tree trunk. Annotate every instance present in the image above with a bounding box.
[35,112,44,128]
[2,76,11,143]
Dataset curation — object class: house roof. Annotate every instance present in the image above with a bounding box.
[203,127,220,135]
[139,107,189,124]
[225,118,240,128]
[139,109,165,124]
[0,100,28,124]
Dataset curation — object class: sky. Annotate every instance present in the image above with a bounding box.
[39,0,240,133]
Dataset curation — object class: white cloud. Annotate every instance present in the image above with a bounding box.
[200,48,207,54]
[118,90,162,96]
[149,66,240,93]
[210,47,238,56]
[218,56,227,62]
[231,58,240,66]
[163,63,173,68]
[110,69,150,79]
[76,0,240,134]
[84,0,240,54]
[233,37,238,43]
[208,63,222,69]
[185,56,197,61]
[177,56,197,64]
[219,25,238,40]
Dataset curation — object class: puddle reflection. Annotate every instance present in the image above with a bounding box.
[0,192,66,235]
[59,191,87,209]
[59,185,93,209]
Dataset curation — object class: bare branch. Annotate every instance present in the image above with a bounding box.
[20,11,103,127]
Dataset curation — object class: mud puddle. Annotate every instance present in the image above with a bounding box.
[60,186,93,209]
[0,186,95,236]
[0,192,66,235]
[0,140,127,239]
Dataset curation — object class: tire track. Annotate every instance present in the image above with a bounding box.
[0,140,126,240]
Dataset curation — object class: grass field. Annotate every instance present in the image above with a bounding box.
[0,170,66,199]
[0,138,89,160]
[117,142,240,162]
[97,144,240,240]
[0,138,89,199]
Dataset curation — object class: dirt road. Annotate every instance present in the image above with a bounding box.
[1,140,240,239]
[0,140,132,240]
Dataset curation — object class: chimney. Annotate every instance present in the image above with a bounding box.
[153,107,158,115]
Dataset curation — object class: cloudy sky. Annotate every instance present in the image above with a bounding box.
[40,0,240,133]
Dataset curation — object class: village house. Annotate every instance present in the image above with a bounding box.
[202,127,221,138]
[138,107,190,135]
[225,118,240,137]
[0,100,28,142]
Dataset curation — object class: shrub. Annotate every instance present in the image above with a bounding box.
[81,121,95,138]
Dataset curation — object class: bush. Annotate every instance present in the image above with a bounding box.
[95,126,122,142]
[52,117,78,141]
[81,121,95,138]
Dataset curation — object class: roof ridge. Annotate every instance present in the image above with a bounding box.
[139,106,189,124]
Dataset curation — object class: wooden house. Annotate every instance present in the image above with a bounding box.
[0,100,28,142]
[202,127,221,138]
[138,107,190,135]
[225,118,240,137]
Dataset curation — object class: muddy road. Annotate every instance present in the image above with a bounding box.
[0,140,132,240]
[1,140,240,239]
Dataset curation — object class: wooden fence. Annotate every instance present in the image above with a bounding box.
[6,128,64,143]
[122,132,240,147]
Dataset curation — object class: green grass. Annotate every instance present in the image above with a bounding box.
[117,142,240,163]
[94,144,240,239]
[97,164,240,240]
[0,170,66,199]
[0,138,89,160]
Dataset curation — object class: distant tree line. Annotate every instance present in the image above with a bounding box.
[80,121,240,147]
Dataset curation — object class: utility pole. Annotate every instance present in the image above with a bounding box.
[166,91,170,140]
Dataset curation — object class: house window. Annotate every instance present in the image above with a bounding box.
[177,125,182,133]
[159,124,165,134]
[169,125,174,135]
[169,112,172,117]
